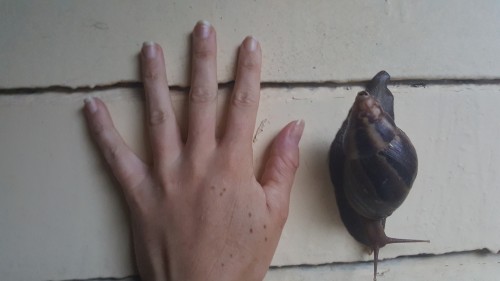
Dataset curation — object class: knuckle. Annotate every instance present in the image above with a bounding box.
[240,58,259,71]
[92,122,106,137]
[224,151,246,169]
[219,153,253,179]
[182,163,205,184]
[232,90,257,107]
[190,86,216,103]
[276,207,289,225]
[122,172,144,192]
[105,144,121,163]
[142,68,160,81]
[149,109,168,126]
[274,153,299,176]
[157,176,178,192]
[193,46,215,60]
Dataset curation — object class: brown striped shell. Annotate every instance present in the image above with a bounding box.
[329,71,428,281]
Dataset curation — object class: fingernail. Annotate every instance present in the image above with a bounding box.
[195,20,211,38]
[244,36,258,51]
[288,119,305,145]
[142,41,156,58]
[84,97,97,113]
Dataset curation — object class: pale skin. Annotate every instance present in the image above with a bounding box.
[83,21,305,281]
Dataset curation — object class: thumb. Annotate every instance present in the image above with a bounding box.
[261,120,305,217]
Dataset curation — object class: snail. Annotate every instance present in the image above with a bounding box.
[329,71,428,280]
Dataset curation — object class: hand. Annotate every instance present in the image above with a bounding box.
[83,21,304,281]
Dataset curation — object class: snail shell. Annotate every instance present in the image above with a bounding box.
[329,71,427,280]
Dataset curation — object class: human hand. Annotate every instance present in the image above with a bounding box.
[83,21,304,281]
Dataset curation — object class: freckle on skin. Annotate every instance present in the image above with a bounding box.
[265,237,268,242]
[219,192,223,196]
[263,224,266,229]
[223,188,226,192]
[248,212,252,218]
[221,263,224,267]
[211,186,215,190]
[249,228,253,233]
[230,254,233,258]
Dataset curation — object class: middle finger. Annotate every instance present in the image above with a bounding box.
[187,21,218,149]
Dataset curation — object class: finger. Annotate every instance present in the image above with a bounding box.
[83,97,149,196]
[223,36,262,147]
[187,21,218,149]
[261,120,304,217]
[141,42,182,165]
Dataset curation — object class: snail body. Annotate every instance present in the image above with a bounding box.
[329,71,428,280]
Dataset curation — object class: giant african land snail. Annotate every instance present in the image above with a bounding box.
[329,71,429,281]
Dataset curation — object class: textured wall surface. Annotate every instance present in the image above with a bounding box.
[1,1,499,280]
[2,0,500,88]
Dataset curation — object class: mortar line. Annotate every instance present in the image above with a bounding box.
[1,78,500,95]
[54,249,499,281]
[268,248,498,270]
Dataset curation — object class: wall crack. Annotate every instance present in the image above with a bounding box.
[55,249,499,281]
[1,78,500,95]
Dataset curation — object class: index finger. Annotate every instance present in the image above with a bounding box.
[222,36,262,147]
